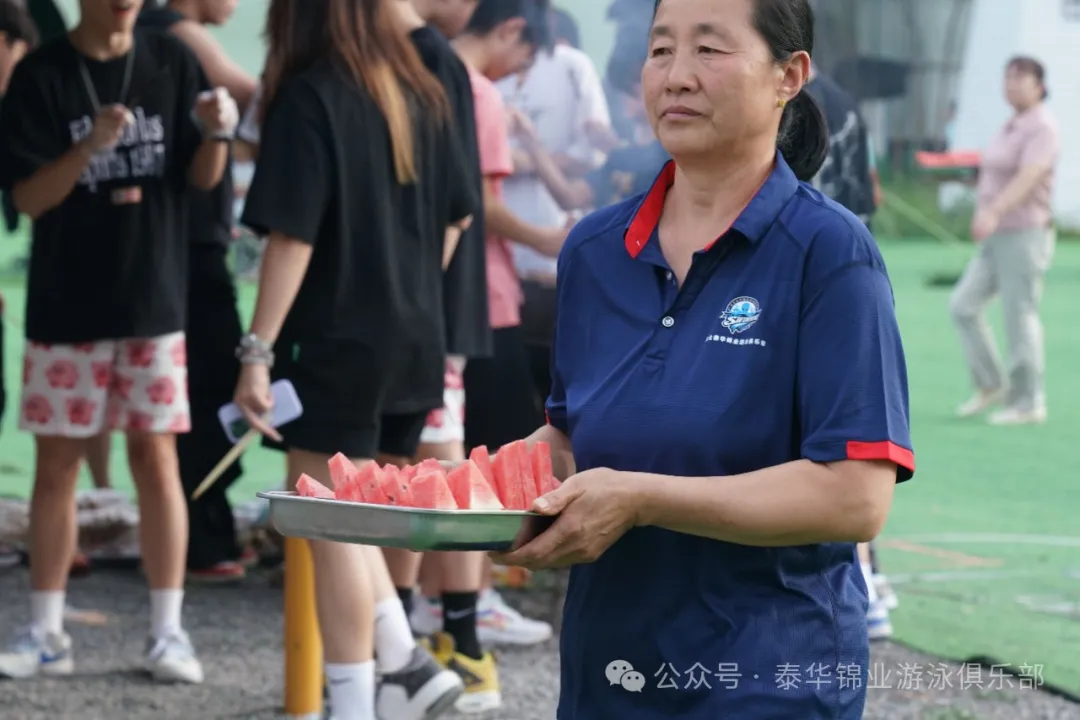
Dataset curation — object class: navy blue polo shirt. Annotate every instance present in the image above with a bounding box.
[546,153,914,719]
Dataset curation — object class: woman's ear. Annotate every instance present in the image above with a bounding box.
[780,50,812,101]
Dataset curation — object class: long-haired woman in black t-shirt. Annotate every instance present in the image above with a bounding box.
[235,0,476,718]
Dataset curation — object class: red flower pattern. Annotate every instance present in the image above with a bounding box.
[171,339,187,368]
[65,397,97,426]
[73,343,96,353]
[91,361,112,389]
[45,360,79,390]
[146,377,177,406]
[167,413,190,433]
[126,340,157,369]
[426,408,446,429]
[23,394,54,425]
[128,411,154,432]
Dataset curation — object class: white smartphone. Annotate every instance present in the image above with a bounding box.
[218,379,303,443]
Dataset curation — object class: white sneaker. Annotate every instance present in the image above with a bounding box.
[988,406,1047,426]
[144,630,204,683]
[867,600,893,641]
[409,596,443,638]
[376,646,463,720]
[873,574,899,611]
[0,626,74,678]
[477,590,552,646]
[956,388,1005,418]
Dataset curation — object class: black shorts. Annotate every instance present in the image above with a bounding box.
[265,338,430,460]
[464,325,544,452]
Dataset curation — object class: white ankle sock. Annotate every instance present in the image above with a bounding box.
[149,589,184,639]
[373,598,416,673]
[325,661,376,720]
[31,591,65,635]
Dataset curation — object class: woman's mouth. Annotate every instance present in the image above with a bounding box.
[661,106,703,119]
[112,1,136,15]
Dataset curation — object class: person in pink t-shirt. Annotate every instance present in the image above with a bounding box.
[950,56,1060,426]
[451,1,568,452]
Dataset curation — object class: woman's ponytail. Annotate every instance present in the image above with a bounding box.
[777,89,829,182]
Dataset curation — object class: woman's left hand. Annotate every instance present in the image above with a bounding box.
[492,468,643,570]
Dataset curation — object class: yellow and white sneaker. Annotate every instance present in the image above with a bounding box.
[423,633,501,714]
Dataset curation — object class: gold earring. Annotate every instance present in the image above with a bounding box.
[777,98,787,109]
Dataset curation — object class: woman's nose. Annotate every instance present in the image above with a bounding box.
[664,48,700,94]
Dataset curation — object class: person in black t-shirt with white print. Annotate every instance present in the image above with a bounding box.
[235,0,475,718]
[0,0,237,685]
[138,0,260,585]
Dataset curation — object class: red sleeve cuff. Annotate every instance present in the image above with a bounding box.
[846,440,915,473]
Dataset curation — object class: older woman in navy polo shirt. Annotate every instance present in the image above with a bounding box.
[495,0,914,717]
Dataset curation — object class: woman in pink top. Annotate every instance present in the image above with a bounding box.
[950,56,1059,426]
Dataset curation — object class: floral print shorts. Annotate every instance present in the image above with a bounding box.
[20,331,190,437]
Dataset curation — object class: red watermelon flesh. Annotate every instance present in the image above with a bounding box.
[530,441,560,496]
[409,471,458,510]
[508,440,538,509]
[328,453,358,494]
[400,464,420,483]
[378,466,411,506]
[296,474,334,499]
[416,458,443,476]
[356,461,389,504]
[446,460,504,510]
[468,446,496,489]
[492,445,525,510]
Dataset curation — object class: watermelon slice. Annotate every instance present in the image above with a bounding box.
[507,440,538,509]
[296,473,334,499]
[409,470,458,510]
[355,461,389,504]
[328,453,365,501]
[328,453,357,492]
[446,460,504,510]
[416,458,443,476]
[400,464,420,483]
[492,444,526,510]
[377,465,407,505]
[530,441,560,496]
[468,446,496,489]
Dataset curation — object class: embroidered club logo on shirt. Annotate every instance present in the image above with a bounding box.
[719,296,762,334]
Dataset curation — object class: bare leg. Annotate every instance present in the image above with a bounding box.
[29,437,86,593]
[86,432,113,490]
[287,450,375,664]
[127,432,187,592]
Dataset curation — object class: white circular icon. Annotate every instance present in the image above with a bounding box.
[605,659,634,686]
[662,316,675,327]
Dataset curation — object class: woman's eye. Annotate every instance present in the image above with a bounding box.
[698,46,722,54]
[650,46,673,57]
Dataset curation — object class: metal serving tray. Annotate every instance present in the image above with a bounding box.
[257,491,554,552]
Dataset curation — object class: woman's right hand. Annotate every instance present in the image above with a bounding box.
[233,362,282,441]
